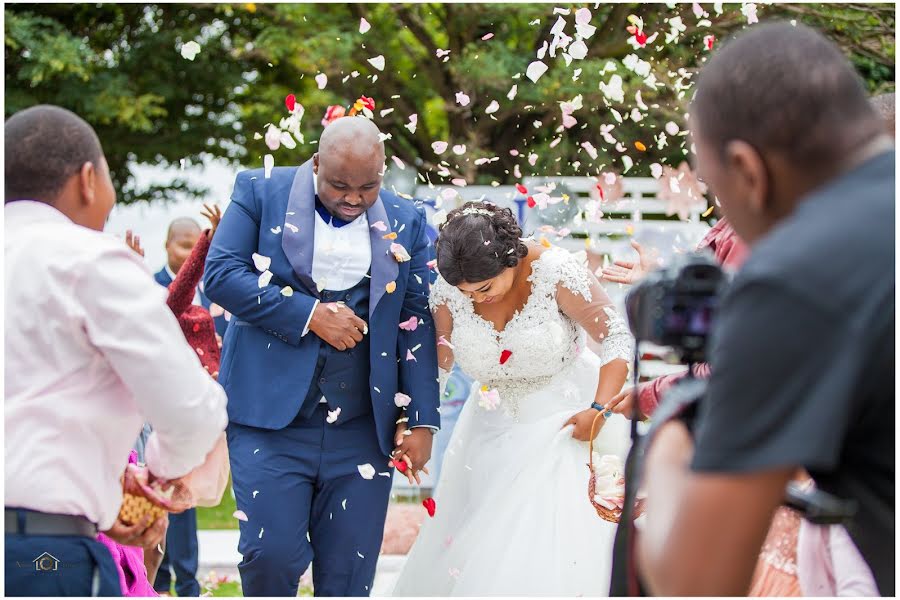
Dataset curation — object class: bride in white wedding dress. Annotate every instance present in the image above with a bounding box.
[392,202,635,597]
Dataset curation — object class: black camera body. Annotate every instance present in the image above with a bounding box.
[624,252,725,365]
[609,251,857,596]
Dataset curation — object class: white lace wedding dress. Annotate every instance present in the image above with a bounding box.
[392,246,635,597]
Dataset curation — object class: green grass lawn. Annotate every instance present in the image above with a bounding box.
[195,477,238,530]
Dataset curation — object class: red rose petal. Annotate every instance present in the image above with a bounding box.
[515,183,528,195]
[596,183,605,200]
[193,323,201,333]
[285,94,297,112]
[423,497,436,517]
[499,349,513,365]
[635,31,648,46]
[392,459,407,472]
[527,196,536,208]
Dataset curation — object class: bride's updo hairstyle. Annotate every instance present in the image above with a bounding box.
[436,201,529,286]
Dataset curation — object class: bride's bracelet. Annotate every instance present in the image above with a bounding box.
[591,402,613,418]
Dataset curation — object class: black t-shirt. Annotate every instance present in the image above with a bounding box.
[692,151,895,595]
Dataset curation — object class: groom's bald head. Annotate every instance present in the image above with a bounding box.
[314,117,385,221]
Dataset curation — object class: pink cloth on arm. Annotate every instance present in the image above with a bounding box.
[797,521,878,596]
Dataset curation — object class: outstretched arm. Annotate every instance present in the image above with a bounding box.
[167,230,211,318]
[557,265,635,441]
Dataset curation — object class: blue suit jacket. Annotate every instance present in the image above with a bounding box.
[204,161,440,456]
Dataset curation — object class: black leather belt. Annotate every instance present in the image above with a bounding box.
[5,508,98,537]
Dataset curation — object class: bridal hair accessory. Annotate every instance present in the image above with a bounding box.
[450,206,493,222]
[587,411,646,523]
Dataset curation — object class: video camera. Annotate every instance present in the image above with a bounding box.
[609,251,857,596]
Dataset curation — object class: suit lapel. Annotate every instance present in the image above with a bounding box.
[281,160,318,296]
[367,194,399,319]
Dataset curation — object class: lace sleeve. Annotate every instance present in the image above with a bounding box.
[430,277,457,397]
[539,248,635,368]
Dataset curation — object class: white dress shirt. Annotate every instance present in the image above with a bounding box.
[301,177,372,335]
[4,201,228,530]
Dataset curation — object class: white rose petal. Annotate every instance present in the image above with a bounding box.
[252,253,272,272]
[315,73,328,89]
[359,18,371,33]
[455,92,470,107]
[285,223,299,233]
[264,154,274,179]
[233,510,249,522]
[507,85,518,100]
[452,144,466,155]
[432,141,448,154]
[526,60,549,83]
[651,163,663,179]
[180,41,201,61]
[280,131,297,149]
[622,155,634,174]
[326,407,341,423]
[258,270,273,288]
[432,209,449,227]
[568,40,588,60]
[485,100,500,114]
[280,286,293,297]
[357,464,376,480]
[665,121,680,136]
[575,7,592,24]
[394,392,412,408]
[368,55,385,71]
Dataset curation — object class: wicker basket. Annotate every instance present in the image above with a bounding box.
[587,411,645,523]
[117,492,167,526]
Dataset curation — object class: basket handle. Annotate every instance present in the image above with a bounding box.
[588,409,606,470]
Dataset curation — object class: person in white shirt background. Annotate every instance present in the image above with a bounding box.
[4,104,228,596]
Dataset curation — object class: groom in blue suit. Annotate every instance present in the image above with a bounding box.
[204,117,440,596]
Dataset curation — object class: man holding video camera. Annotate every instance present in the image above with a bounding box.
[635,22,894,596]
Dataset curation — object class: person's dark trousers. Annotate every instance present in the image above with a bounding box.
[153,508,200,596]
[227,405,393,597]
[5,532,121,596]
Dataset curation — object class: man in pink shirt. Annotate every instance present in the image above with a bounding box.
[4,105,228,596]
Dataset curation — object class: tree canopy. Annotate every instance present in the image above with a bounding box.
[6,3,894,204]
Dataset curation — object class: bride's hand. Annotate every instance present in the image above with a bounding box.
[563,408,606,442]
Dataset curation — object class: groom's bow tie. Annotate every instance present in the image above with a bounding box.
[315,195,351,228]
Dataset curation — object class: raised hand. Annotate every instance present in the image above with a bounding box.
[601,239,658,285]
[200,203,223,239]
[307,302,368,351]
[124,230,145,258]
